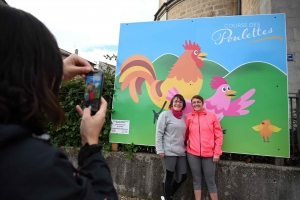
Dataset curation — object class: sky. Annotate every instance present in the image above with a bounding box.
[8,0,159,65]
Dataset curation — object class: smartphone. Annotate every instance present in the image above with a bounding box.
[83,70,104,115]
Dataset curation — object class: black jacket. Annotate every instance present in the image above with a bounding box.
[0,124,118,200]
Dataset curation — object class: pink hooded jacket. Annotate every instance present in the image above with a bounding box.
[185,109,223,157]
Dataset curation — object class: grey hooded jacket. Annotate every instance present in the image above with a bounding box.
[155,110,186,156]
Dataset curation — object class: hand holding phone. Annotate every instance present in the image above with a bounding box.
[76,97,108,145]
[83,70,104,115]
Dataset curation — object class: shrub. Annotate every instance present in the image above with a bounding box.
[47,66,115,149]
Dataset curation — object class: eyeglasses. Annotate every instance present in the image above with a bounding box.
[174,100,183,104]
[192,101,202,104]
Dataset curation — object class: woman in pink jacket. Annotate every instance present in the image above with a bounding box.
[185,95,223,200]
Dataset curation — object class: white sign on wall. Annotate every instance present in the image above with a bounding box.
[111,120,130,134]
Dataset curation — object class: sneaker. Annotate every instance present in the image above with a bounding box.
[161,196,165,200]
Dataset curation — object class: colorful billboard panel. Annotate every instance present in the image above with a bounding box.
[111,14,289,157]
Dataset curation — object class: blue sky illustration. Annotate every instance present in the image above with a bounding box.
[116,13,287,74]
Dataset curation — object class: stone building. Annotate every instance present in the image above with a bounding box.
[156,0,239,20]
[155,0,300,94]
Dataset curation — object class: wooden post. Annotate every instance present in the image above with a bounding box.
[275,158,284,166]
[112,143,118,152]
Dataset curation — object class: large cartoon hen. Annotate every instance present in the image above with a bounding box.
[119,41,207,118]
[204,76,256,121]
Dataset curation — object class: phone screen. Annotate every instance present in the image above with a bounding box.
[83,70,104,114]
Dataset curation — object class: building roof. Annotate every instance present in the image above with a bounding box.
[59,48,96,67]
[60,48,73,57]
[98,61,116,70]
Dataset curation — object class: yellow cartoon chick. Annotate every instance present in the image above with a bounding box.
[252,119,281,142]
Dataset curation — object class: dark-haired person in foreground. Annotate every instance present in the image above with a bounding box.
[0,5,118,200]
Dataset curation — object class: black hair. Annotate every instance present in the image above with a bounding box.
[168,94,186,110]
[0,6,66,131]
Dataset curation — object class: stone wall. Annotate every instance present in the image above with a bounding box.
[272,0,300,93]
[159,0,167,8]
[62,148,300,200]
[169,0,238,19]
[241,0,260,15]
[156,0,238,20]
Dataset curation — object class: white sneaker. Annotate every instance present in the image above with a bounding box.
[161,196,165,200]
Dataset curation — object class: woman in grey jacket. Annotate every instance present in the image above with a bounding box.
[156,94,187,200]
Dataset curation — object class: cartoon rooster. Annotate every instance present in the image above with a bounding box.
[252,119,281,142]
[204,76,256,121]
[119,41,207,119]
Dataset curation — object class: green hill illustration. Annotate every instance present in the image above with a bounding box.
[112,56,288,157]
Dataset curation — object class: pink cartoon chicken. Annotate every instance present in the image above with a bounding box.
[204,76,256,121]
[167,76,256,120]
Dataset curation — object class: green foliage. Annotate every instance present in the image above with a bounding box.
[103,54,117,61]
[98,66,115,148]
[45,56,146,160]
[47,77,84,147]
[120,143,139,160]
[47,66,116,148]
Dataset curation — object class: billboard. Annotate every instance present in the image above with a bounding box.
[111,14,289,157]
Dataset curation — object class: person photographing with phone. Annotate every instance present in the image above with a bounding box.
[0,5,117,200]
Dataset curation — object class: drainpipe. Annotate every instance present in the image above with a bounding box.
[166,8,168,20]
[237,0,241,15]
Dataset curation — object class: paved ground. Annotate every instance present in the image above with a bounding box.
[118,195,147,200]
